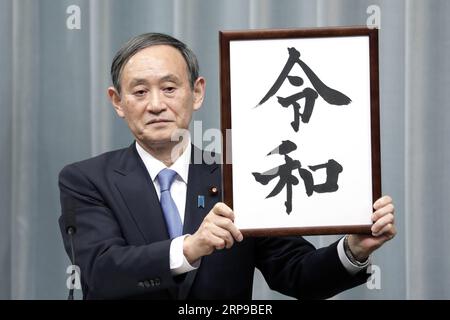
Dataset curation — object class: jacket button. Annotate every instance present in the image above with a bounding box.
[155,278,161,286]
[137,281,145,288]
[143,280,151,288]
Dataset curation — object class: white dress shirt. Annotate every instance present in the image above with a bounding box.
[135,140,369,277]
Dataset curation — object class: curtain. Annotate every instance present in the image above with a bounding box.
[0,0,449,299]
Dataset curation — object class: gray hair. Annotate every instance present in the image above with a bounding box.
[110,33,199,93]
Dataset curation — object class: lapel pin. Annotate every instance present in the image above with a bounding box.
[197,195,205,208]
[209,186,219,196]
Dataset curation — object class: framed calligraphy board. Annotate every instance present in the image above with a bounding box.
[220,26,380,236]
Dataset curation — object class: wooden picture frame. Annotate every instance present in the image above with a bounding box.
[220,26,380,236]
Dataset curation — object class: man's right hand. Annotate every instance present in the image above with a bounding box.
[183,202,244,264]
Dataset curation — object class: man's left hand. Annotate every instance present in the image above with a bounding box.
[347,195,396,261]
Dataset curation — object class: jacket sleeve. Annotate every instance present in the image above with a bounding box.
[58,163,180,299]
[255,235,369,299]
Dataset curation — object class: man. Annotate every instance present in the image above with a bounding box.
[58,33,396,299]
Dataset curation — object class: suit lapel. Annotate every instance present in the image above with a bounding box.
[113,144,179,299]
[178,146,221,299]
[113,144,169,243]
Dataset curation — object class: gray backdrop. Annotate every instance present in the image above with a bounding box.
[0,0,449,299]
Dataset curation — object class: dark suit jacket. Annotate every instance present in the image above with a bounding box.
[58,143,368,300]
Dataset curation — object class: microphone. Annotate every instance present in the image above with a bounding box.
[63,197,78,300]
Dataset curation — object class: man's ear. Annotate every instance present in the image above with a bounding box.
[108,86,125,118]
[192,77,206,111]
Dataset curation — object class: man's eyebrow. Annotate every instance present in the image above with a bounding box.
[129,78,149,87]
[128,75,181,87]
[160,74,181,84]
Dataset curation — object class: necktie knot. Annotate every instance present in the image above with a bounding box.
[157,168,177,192]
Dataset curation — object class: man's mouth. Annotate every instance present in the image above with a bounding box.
[146,119,173,125]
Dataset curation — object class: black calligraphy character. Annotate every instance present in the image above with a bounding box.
[252,142,344,214]
[256,47,351,132]
[257,47,351,106]
[252,140,313,214]
[308,159,343,193]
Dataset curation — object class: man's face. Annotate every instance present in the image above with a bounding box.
[109,45,205,148]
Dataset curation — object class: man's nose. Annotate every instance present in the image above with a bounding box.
[147,91,166,113]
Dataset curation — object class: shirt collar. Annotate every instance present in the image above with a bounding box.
[135,137,191,184]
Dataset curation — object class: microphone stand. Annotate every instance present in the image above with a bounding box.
[63,197,78,300]
[67,225,76,300]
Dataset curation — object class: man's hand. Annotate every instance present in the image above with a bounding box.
[347,195,396,261]
[183,202,243,264]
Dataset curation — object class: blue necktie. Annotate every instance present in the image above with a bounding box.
[157,168,183,239]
